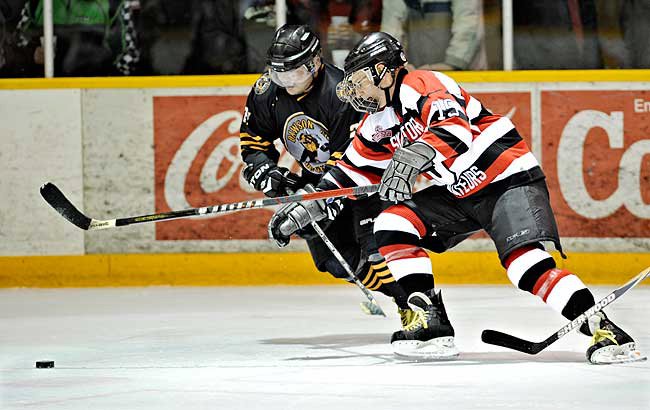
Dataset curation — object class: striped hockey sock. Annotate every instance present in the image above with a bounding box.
[504,245,596,324]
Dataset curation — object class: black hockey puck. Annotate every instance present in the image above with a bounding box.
[35,360,54,368]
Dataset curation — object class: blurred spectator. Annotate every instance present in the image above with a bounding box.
[513,0,602,69]
[184,0,247,74]
[593,0,626,68]
[14,0,140,76]
[0,0,26,75]
[381,0,487,70]
[620,0,650,68]
[240,0,279,72]
[138,0,246,75]
[321,0,382,68]
[241,1,381,72]
[137,0,192,75]
[241,0,322,72]
[588,0,650,69]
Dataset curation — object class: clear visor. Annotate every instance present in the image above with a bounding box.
[269,64,313,89]
[339,68,382,113]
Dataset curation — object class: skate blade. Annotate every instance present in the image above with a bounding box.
[589,343,648,365]
[590,350,647,365]
[392,336,460,361]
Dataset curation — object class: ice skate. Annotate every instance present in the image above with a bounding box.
[391,289,459,360]
[584,312,646,365]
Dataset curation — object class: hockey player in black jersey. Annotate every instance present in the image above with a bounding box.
[239,25,409,313]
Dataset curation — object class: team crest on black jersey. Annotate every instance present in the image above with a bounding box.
[254,72,272,95]
[283,113,330,174]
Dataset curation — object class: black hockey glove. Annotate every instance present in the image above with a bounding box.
[268,184,344,247]
[379,141,437,202]
[242,161,301,198]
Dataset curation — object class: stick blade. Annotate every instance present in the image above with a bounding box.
[360,301,386,317]
[481,329,539,354]
[40,182,91,230]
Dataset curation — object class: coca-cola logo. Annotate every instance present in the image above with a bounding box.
[164,110,253,213]
[153,95,296,240]
[558,110,650,219]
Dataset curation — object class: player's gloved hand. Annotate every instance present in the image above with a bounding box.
[268,184,344,247]
[242,162,301,198]
[379,141,437,202]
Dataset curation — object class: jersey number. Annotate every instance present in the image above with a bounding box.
[432,99,460,121]
[243,106,251,125]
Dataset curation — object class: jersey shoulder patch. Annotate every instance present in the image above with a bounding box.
[254,72,272,95]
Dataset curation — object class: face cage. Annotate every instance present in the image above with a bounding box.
[341,67,382,114]
[269,57,318,89]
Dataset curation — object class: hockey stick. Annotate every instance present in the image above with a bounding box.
[481,267,650,354]
[310,222,386,317]
[39,182,379,231]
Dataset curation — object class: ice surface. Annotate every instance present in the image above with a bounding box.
[1,285,648,410]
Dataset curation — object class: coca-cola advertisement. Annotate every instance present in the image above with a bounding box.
[152,90,650,242]
[542,90,650,237]
[153,92,532,241]
[154,95,269,240]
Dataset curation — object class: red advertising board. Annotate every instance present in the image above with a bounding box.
[542,90,650,237]
[153,96,272,239]
[152,91,533,240]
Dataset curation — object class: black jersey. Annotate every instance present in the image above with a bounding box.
[239,63,362,183]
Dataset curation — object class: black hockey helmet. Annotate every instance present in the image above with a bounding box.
[343,32,407,86]
[338,32,407,113]
[266,24,321,72]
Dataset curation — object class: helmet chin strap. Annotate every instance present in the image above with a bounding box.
[378,68,398,108]
[382,88,391,108]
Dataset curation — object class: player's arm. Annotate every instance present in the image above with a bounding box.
[266,144,365,248]
[380,73,471,201]
[239,89,301,197]
[319,112,391,193]
[406,73,472,167]
[268,118,385,246]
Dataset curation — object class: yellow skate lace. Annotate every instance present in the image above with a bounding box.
[398,308,417,329]
[403,310,429,332]
[590,328,618,346]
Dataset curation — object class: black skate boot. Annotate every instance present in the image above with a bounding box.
[581,312,646,364]
[391,289,459,359]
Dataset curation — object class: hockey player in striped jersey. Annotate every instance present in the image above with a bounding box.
[268,32,644,363]
[240,25,409,313]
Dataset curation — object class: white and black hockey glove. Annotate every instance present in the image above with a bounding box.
[379,141,437,202]
[268,184,344,247]
[242,161,301,198]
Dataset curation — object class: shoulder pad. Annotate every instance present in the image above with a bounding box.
[254,72,272,95]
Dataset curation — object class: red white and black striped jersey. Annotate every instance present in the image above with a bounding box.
[321,70,543,198]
